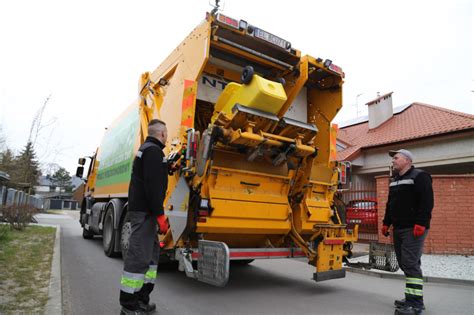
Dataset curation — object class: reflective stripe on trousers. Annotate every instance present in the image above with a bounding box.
[405,277,423,297]
[144,264,158,284]
[120,271,145,294]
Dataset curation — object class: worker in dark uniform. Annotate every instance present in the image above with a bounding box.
[120,119,170,315]
[382,149,434,315]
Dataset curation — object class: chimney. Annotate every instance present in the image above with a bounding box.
[366,92,394,129]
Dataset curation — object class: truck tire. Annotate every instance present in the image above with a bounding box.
[103,206,119,257]
[82,227,94,239]
[120,211,131,260]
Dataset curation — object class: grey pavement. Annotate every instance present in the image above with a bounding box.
[37,211,474,315]
[348,243,474,284]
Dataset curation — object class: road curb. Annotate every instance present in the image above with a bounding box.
[346,267,474,286]
[45,224,62,315]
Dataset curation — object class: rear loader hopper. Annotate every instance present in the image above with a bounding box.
[77,10,359,287]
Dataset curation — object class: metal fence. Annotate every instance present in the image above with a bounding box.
[0,186,44,209]
[338,181,378,243]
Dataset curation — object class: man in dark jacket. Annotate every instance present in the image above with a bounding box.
[119,119,170,315]
[382,149,434,315]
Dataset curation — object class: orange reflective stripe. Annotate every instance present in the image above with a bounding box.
[181,80,197,128]
[330,123,338,161]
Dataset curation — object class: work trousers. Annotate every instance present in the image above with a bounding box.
[393,227,428,308]
[120,211,160,310]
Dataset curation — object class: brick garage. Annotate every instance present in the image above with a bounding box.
[376,175,474,255]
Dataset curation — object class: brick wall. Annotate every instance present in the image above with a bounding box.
[376,175,474,255]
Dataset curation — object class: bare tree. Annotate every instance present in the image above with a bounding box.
[28,95,53,147]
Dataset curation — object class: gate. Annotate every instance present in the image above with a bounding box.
[338,182,378,243]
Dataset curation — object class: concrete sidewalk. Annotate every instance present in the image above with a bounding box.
[347,243,474,286]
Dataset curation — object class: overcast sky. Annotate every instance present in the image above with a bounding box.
[0,0,472,175]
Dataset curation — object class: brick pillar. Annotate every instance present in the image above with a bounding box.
[375,175,391,244]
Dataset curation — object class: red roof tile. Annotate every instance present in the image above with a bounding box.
[337,103,474,161]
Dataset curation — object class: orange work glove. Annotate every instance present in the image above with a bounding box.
[157,215,169,234]
[413,224,425,237]
[381,225,390,237]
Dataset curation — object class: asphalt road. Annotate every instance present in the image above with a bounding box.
[36,211,474,315]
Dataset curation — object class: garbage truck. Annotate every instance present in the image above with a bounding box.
[76,10,359,287]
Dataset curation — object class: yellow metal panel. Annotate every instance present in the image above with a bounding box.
[279,56,309,118]
[197,218,291,234]
[209,169,290,202]
[306,199,330,208]
[210,199,289,220]
[148,20,211,155]
[307,207,331,222]
[210,190,287,204]
[307,84,342,164]
[316,243,343,273]
[310,164,334,184]
[196,197,291,234]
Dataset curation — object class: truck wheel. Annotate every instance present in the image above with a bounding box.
[82,227,94,239]
[120,212,131,260]
[241,66,254,84]
[103,207,119,257]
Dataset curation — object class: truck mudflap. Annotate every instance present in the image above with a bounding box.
[313,269,346,282]
[197,240,230,287]
[175,240,230,287]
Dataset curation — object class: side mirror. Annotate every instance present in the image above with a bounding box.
[76,166,84,178]
[78,158,86,166]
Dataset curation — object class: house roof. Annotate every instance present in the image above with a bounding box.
[37,175,83,189]
[337,102,474,161]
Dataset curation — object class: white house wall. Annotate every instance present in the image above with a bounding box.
[354,134,474,175]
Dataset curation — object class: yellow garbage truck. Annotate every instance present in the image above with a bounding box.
[76,10,357,286]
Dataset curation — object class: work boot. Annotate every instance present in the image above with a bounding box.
[394,305,424,315]
[138,301,156,313]
[394,299,425,310]
[120,306,147,315]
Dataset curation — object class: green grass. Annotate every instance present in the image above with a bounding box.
[0,225,56,314]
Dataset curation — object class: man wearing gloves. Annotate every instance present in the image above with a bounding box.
[382,149,434,315]
[119,119,170,315]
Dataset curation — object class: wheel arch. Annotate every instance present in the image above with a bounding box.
[106,198,125,230]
